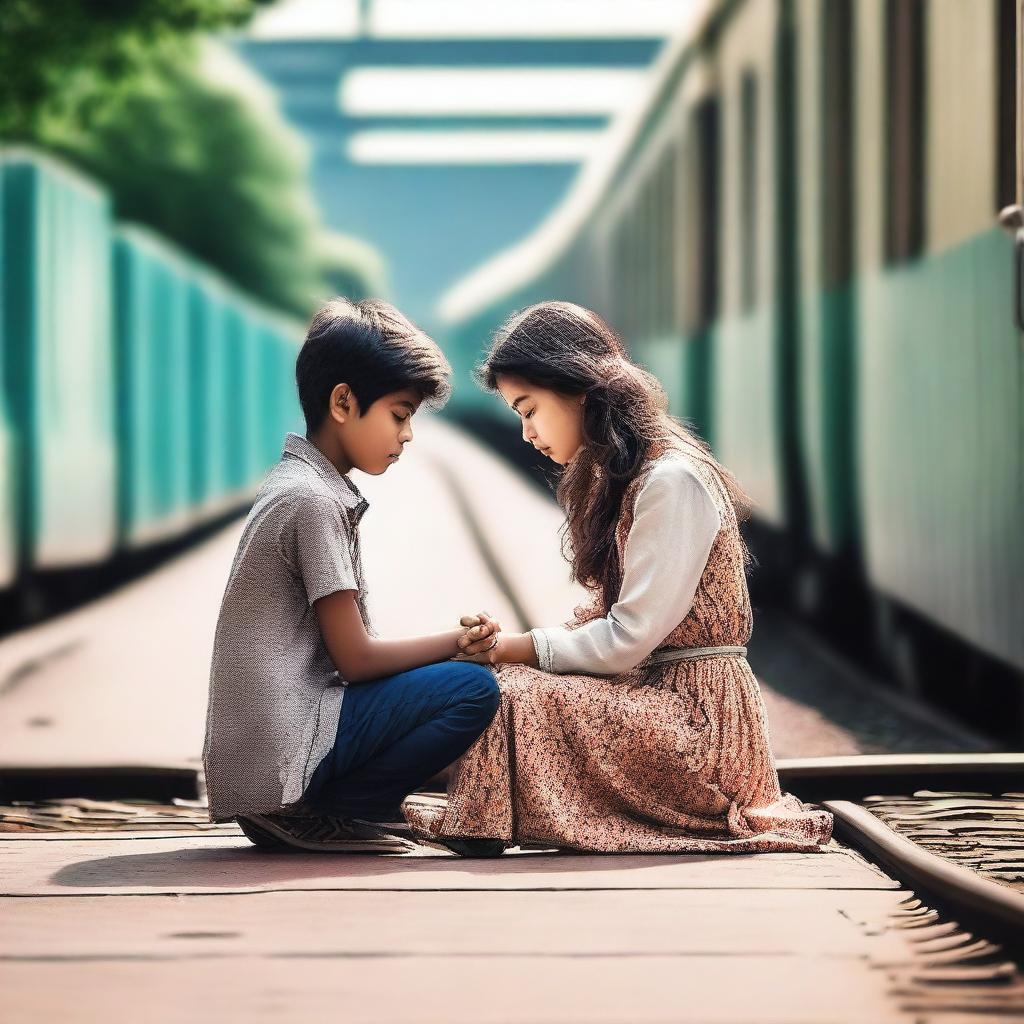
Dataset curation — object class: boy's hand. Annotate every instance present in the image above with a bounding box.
[454,632,536,667]
[452,645,501,665]
[453,611,501,659]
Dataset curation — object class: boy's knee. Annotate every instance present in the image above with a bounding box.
[452,663,500,715]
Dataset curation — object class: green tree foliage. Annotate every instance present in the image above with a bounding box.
[0,1,385,315]
[0,0,267,139]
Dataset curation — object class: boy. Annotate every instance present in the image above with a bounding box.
[202,298,502,853]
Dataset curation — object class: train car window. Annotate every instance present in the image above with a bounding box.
[638,182,651,339]
[617,216,630,341]
[884,0,926,264]
[610,219,625,336]
[822,0,854,287]
[661,150,678,334]
[647,170,659,337]
[740,71,759,312]
[675,140,692,327]
[652,163,662,335]
[645,174,658,338]
[683,96,721,332]
[996,0,1017,211]
[682,138,700,330]
[627,204,640,341]
[701,99,720,325]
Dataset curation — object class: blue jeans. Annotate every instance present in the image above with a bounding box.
[302,661,499,821]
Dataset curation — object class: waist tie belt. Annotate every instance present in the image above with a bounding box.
[644,645,748,666]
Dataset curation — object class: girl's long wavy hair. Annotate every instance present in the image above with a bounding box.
[476,301,753,609]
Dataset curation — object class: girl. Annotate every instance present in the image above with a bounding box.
[406,301,834,857]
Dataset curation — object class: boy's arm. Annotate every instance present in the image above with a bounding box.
[314,590,495,683]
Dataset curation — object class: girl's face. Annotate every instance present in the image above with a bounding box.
[495,373,585,466]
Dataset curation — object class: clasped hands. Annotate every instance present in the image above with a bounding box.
[452,611,502,664]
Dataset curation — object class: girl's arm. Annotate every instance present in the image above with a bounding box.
[467,630,539,667]
[479,459,721,674]
[315,591,496,682]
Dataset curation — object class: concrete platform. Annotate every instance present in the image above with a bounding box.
[0,888,913,959]
[0,836,889,896]
[5,832,1014,1024]
[0,955,918,1024]
[2,832,958,1024]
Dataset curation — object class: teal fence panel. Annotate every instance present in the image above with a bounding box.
[252,313,279,478]
[1,149,116,570]
[254,311,303,472]
[187,275,231,515]
[113,224,193,545]
[0,157,15,586]
[221,301,253,492]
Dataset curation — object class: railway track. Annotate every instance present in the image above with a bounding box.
[780,754,1024,974]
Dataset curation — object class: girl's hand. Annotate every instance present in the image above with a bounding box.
[454,631,538,668]
[458,611,501,651]
[453,611,501,659]
[452,629,539,667]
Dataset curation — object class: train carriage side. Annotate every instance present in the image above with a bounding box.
[793,0,860,580]
[710,0,797,534]
[675,68,723,447]
[1,149,117,580]
[582,45,722,445]
[113,224,195,547]
[599,0,805,546]
[852,0,1024,682]
[0,158,14,589]
[433,0,1023,737]
[597,118,687,423]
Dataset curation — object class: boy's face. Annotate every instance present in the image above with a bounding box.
[330,384,420,475]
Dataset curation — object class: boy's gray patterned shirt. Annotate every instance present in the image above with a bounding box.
[202,432,373,823]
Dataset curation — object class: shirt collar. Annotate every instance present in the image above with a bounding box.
[282,432,368,512]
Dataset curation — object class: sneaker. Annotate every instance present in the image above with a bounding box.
[350,817,419,843]
[236,815,286,849]
[240,812,415,853]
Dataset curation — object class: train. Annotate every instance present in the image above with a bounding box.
[440,0,1024,743]
[0,148,305,623]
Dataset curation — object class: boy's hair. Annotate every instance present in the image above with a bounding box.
[296,298,452,433]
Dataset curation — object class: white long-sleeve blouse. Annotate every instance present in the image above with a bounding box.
[528,456,722,676]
